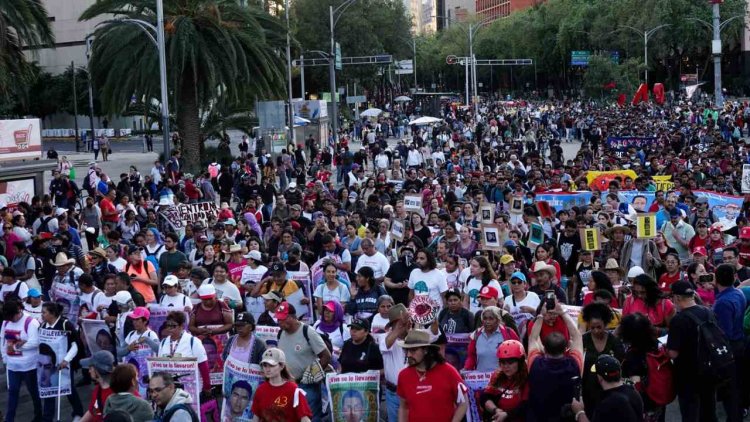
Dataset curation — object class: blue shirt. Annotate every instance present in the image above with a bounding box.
[713,287,747,341]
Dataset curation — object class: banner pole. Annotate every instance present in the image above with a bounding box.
[56,368,63,422]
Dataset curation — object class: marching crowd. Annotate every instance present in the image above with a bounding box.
[3,95,750,422]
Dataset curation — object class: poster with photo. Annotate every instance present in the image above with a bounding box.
[81,318,116,357]
[528,222,544,247]
[326,370,380,422]
[481,224,502,251]
[390,219,405,241]
[122,344,153,397]
[197,324,229,385]
[50,282,80,325]
[147,357,201,416]
[479,203,495,225]
[444,333,470,371]
[147,306,190,339]
[403,194,423,213]
[38,329,71,398]
[220,357,264,422]
[254,325,281,348]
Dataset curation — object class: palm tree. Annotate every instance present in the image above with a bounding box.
[80,0,287,171]
[0,0,54,101]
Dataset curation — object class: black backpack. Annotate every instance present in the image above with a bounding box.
[684,307,735,383]
[160,403,199,422]
[38,216,53,234]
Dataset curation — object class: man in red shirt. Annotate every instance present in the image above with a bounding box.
[100,188,119,228]
[80,350,115,422]
[397,330,468,422]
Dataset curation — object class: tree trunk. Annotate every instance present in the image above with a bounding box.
[176,71,201,173]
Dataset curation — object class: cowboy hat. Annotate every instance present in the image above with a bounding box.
[604,258,624,275]
[398,329,438,349]
[532,261,557,278]
[385,303,409,328]
[605,225,629,238]
[51,252,75,266]
[88,247,107,259]
[228,243,243,254]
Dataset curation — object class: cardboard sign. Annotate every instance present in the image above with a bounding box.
[536,200,553,219]
[580,228,601,251]
[510,196,524,214]
[529,222,544,247]
[481,224,502,251]
[403,194,423,213]
[479,203,495,224]
[636,213,657,239]
[390,219,405,241]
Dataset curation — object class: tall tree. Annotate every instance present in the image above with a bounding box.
[80,0,287,170]
[0,0,54,103]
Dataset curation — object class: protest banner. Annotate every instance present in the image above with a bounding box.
[81,318,116,357]
[403,194,423,213]
[197,325,229,385]
[221,357,264,422]
[480,224,502,251]
[652,175,674,191]
[147,306,190,339]
[122,344,153,397]
[535,192,593,211]
[463,371,493,422]
[390,219,405,241]
[50,282,80,325]
[528,222,544,247]
[286,271,314,322]
[562,305,583,320]
[147,357,201,416]
[605,137,658,157]
[479,203,495,224]
[326,370,380,422]
[254,325,281,348]
[637,213,657,239]
[586,170,638,191]
[693,190,744,226]
[580,228,601,251]
[38,329,71,398]
[159,202,219,230]
[445,333,471,371]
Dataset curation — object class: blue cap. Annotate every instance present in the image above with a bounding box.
[510,271,527,283]
[504,240,517,247]
[27,288,42,298]
[669,207,681,218]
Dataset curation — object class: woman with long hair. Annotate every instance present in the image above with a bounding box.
[580,303,625,417]
[619,313,665,421]
[252,348,312,421]
[657,253,682,294]
[480,340,530,421]
[454,225,479,260]
[198,243,217,275]
[463,256,502,314]
[582,271,619,308]
[622,274,676,335]
[313,262,351,315]
[347,266,386,319]
[410,212,432,248]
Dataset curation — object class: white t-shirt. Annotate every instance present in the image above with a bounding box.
[1,280,29,302]
[504,291,541,314]
[24,303,43,323]
[124,329,159,346]
[408,268,448,310]
[463,278,503,314]
[109,258,128,272]
[240,265,268,285]
[158,332,207,363]
[313,283,351,306]
[208,279,243,305]
[80,289,109,317]
[355,252,390,279]
[159,293,192,310]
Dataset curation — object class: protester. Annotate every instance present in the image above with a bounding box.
[148,372,199,421]
[1,299,42,422]
[570,355,644,422]
[79,350,115,422]
[339,317,384,373]
[222,312,266,364]
[102,363,154,420]
[480,340,529,421]
[251,348,313,421]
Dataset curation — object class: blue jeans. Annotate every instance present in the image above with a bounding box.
[300,382,325,422]
[7,369,42,422]
[42,370,84,420]
[385,388,400,422]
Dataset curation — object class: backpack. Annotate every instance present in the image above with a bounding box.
[642,346,676,406]
[160,403,199,422]
[683,307,735,383]
[37,216,53,234]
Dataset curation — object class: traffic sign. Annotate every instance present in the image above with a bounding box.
[571,50,590,66]
[346,95,366,104]
[335,43,342,71]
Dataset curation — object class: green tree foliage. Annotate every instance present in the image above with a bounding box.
[0,0,54,104]
[80,0,288,171]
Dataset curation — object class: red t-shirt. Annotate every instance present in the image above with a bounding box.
[658,271,681,293]
[526,317,570,344]
[100,198,118,223]
[484,379,529,414]
[582,292,620,309]
[397,362,467,422]
[251,381,312,422]
[87,385,113,422]
[622,296,674,328]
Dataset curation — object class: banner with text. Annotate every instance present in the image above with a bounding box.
[326,370,381,422]
[38,329,72,398]
[159,202,219,230]
[147,357,201,416]
[445,333,471,371]
[605,137,658,157]
[463,371,493,422]
[221,357,264,422]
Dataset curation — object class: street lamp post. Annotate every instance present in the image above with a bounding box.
[155,0,170,159]
[285,0,295,143]
[620,24,671,86]
[468,17,495,106]
[329,0,358,144]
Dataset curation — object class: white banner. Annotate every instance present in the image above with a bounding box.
[742,164,750,194]
[38,329,71,398]
[0,119,42,160]
[0,178,34,211]
[159,202,219,230]
[254,325,280,348]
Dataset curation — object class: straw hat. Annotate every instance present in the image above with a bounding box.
[397,329,438,349]
[532,261,557,279]
[605,225,629,238]
[51,252,75,267]
[604,258,624,276]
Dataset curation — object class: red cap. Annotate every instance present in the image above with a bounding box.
[741,226,750,240]
[275,301,295,321]
[39,232,53,240]
[692,246,707,256]
[478,286,499,300]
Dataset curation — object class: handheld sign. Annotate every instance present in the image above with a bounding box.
[580,228,601,251]
[403,194,423,213]
[390,219,405,241]
[529,222,544,247]
[637,213,657,239]
[480,203,495,224]
[481,224,502,251]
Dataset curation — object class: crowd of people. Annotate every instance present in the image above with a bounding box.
[2,96,750,421]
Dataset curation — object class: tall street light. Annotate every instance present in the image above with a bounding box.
[619,24,671,86]
[285,0,295,143]
[329,0,358,144]
[468,16,495,106]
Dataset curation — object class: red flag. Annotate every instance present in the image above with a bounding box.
[632,83,649,105]
[653,83,665,105]
[617,94,626,107]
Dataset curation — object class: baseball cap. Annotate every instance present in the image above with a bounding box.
[261,348,287,365]
[162,275,179,286]
[350,318,371,331]
[692,246,708,256]
[499,255,515,265]
[38,232,54,240]
[113,291,132,305]
[224,218,237,226]
[261,291,283,302]
[80,351,115,375]
[197,235,209,242]
[128,307,150,320]
[270,262,286,273]
[510,271,527,283]
[669,207,681,218]
[27,288,42,298]
[244,250,262,262]
[235,312,255,325]
[275,301,296,321]
[127,245,142,255]
[591,354,621,382]
[197,283,216,299]
[478,286,500,299]
[671,281,695,297]
[741,227,750,240]
[627,266,644,279]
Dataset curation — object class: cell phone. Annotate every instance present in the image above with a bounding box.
[699,274,714,284]
[572,376,582,400]
[545,290,556,310]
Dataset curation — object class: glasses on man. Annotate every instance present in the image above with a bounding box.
[148,386,167,394]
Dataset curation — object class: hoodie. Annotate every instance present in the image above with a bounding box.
[157,388,195,422]
[103,393,154,421]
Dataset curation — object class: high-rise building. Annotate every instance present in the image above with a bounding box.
[475,0,543,23]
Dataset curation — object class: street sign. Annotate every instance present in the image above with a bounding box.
[335,42,342,71]
[571,50,590,66]
[395,60,413,75]
[609,50,620,65]
[346,95,367,104]
[446,55,457,65]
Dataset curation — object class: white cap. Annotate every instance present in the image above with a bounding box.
[244,250,262,262]
[288,182,297,189]
[55,207,67,217]
[627,266,645,279]
[197,283,216,299]
[113,290,133,305]
[162,275,179,286]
